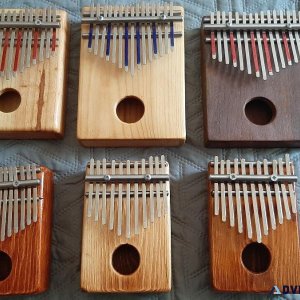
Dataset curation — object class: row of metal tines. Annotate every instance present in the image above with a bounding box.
[0,164,40,241]
[85,155,170,238]
[203,10,300,80]
[82,2,180,76]
[210,155,297,243]
[0,8,59,80]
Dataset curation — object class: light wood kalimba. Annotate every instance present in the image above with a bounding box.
[202,11,300,147]
[0,164,53,295]
[81,155,171,292]
[0,8,69,139]
[77,3,185,147]
[208,155,300,292]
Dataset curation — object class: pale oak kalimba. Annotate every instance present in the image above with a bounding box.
[208,155,300,292]
[202,11,300,147]
[81,155,171,292]
[0,8,69,139]
[0,165,53,295]
[77,3,185,147]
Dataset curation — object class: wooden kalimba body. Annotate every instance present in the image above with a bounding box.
[81,156,171,292]
[202,11,300,147]
[208,155,300,292]
[77,3,185,147]
[0,164,53,295]
[0,8,69,139]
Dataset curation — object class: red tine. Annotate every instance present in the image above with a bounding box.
[13,30,22,72]
[250,31,260,76]
[51,29,56,52]
[262,32,273,75]
[229,32,237,67]
[282,32,292,64]
[211,32,216,58]
[1,30,10,72]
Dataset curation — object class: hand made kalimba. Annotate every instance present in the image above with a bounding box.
[81,156,171,292]
[0,164,53,295]
[0,8,69,139]
[201,11,300,147]
[208,155,300,292]
[77,3,185,147]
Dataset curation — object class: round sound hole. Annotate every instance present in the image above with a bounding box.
[116,96,145,124]
[241,242,271,274]
[112,244,140,275]
[0,251,12,281]
[0,89,21,113]
[244,97,276,125]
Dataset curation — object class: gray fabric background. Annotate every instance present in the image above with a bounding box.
[1,0,300,299]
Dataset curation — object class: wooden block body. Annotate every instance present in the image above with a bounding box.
[201,31,300,148]
[77,6,185,147]
[0,10,69,139]
[0,166,53,295]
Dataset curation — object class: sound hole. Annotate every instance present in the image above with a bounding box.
[244,97,276,125]
[0,251,12,281]
[0,88,21,113]
[116,96,145,123]
[241,242,271,274]
[112,244,140,275]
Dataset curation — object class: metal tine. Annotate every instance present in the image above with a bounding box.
[45,7,52,59]
[157,3,164,56]
[210,12,216,59]
[25,8,34,68]
[134,161,139,235]
[20,166,26,230]
[273,159,284,224]
[255,13,267,80]
[99,5,107,58]
[26,165,32,225]
[287,11,298,63]
[12,168,18,234]
[222,11,229,64]
[249,163,262,243]
[164,2,169,55]
[51,7,57,55]
[249,13,260,78]
[267,10,279,72]
[151,4,158,59]
[32,9,40,64]
[234,159,243,234]
[216,11,222,61]
[87,158,94,218]
[7,167,14,238]
[161,155,168,215]
[39,8,47,62]
[280,11,292,65]
[130,6,135,75]
[294,11,300,56]
[0,11,10,77]
[241,159,253,240]
[118,5,123,68]
[126,160,131,238]
[117,162,123,236]
[88,2,94,53]
[20,9,28,72]
[261,11,273,75]
[94,160,100,221]
[256,161,268,236]
[243,12,252,74]
[146,3,152,61]
[141,2,147,64]
[278,157,291,220]
[149,156,155,223]
[32,164,38,222]
[1,168,8,241]
[155,156,161,218]
[93,4,100,55]
[111,5,118,64]
[136,3,141,70]
[170,2,174,51]
[220,159,226,222]
[109,160,116,230]
[228,12,237,67]
[273,10,286,68]
[285,154,297,214]
[106,5,112,61]
[142,158,147,228]
[225,160,234,227]
[213,156,219,215]
[263,159,276,230]
[102,158,107,225]
[6,11,16,80]
[124,6,129,71]
[235,12,244,70]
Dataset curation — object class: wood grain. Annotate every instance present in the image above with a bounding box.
[208,163,300,292]
[77,6,185,147]
[0,166,53,295]
[0,10,69,139]
[201,30,300,147]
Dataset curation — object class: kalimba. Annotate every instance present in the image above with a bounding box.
[208,155,300,292]
[0,164,53,295]
[77,3,185,147]
[0,8,69,139]
[202,11,300,147]
[81,155,171,292]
